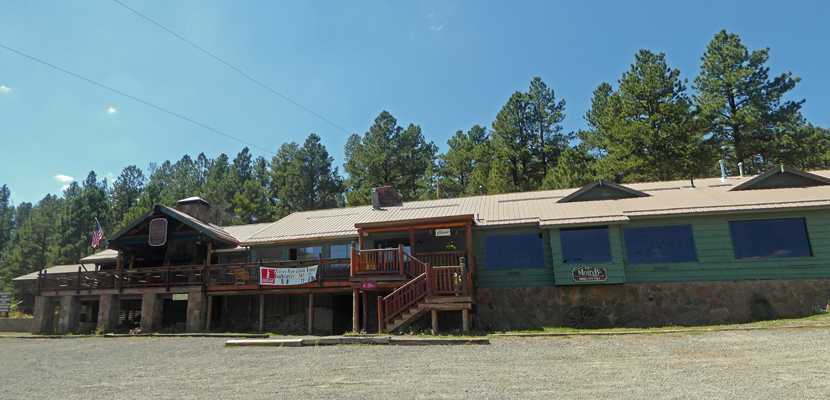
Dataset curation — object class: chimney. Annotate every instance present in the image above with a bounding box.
[176,197,211,223]
[371,187,402,209]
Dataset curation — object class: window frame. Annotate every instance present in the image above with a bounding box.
[729,218,813,260]
[622,224,699,264]
[559,227,614,264]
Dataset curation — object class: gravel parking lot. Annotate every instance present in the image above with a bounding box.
[2,328,829,399]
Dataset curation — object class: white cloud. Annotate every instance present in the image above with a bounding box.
[106,172,115,181]
[0,85,11,93]
[430,24,443,32]
[55,174,74,182]
[107,107,117,114]
[61,185,70,192]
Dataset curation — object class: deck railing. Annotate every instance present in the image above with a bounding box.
[351,246,405,275]
[417,251,465,268]
[430,265,463,296]
[378,270,430,331]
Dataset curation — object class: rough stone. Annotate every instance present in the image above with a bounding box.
[97,295,120,332]
[186,292,207,333]
[140,293,163,333]
[57,296,80,334]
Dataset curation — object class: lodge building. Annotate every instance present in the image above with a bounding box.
[16,166,830,335]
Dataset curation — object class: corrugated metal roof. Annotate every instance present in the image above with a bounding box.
[218,169,830,245]
[13,264,97,282]
[80,249,119,263]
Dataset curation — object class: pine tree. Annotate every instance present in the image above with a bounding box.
[437,125,491,197]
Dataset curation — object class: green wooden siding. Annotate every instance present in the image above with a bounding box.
[550,225,626,285]
[622,210,830,283]
[474,225,554,288]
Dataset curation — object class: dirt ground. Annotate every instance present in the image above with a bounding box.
[1,327,829,399]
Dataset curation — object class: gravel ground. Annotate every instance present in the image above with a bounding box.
[1,328,829,399]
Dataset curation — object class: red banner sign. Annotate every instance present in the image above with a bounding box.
[572,266,608,282]
[360,281,377,290]
[148,218,168,246]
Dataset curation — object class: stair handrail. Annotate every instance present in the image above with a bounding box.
[402,252,427,278]
[381,272,428,328]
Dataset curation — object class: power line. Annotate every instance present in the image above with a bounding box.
[0,43,276,155]
[113,0,353,135]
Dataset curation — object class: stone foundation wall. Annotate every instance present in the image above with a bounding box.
[475,279,830,331]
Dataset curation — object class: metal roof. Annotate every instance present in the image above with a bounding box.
[80,249,119,263]
[231,169,830,245]
[13,264,98,282]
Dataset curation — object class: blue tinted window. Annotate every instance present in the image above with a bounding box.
[730,218,812,259]
[624,225,698,264]
[484,233,545,269]
[560,228,612,263]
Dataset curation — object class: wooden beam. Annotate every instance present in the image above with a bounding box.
[462,309,470,332]
[207,243,213,266]
[358,231,365,250]
[377,296,384,334]
[409,227,416,256]
[259,294,265,332]
[129,255,135,269]
[362,291,368,333]
[352,289,359,332]
[360,221,470,234]
[115,250,122,270]
[307,293,315,335]
[431,310,438,334]
[206,295,213,333]
[355,214,475,230]
[465,221,475,278]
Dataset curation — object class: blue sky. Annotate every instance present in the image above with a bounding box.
[2,1,828,206]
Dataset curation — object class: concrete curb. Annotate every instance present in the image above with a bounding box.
[491,323,830,338]
[225,336,490,347]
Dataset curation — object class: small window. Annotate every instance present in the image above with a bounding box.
[624,225,698,264]
[329,244,355,259]
[560,228,612,264]
[258,250,282,263]
[730,218,812,259]
[291,246,323,260]
[484,233,546,269]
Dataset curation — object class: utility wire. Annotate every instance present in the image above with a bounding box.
[0,43,275,155]
[113,0,353,135]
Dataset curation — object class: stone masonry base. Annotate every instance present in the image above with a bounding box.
[475,279,830,331]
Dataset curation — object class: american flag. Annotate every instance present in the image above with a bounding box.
[92,218,104,248]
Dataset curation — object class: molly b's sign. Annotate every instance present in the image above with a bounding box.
[572,266,608,282]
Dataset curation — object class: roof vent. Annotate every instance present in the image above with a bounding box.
[176,197,210,223]
[371,187,402,209]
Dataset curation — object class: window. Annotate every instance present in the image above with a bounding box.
[329,244,355,259]
[730,218,812,259]
[258,249,282,263]
[560,228,612,264]
[291,246,323,260]
[623,225,698,264]
[484,233,545,269]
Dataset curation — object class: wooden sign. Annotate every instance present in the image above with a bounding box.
[435,228,451,237]
[148,218,168,246]
[360,281,377,290]
[0,292,10,313]
[572,266,608,282]
[172,294,188,301]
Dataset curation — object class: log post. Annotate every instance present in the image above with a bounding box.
[462,309,470,332]
[165,262,171,292]
[206,295,213,333]
[431,310,438,334]
[465,221,475,278]
[377,296,384,334]
[352,289,359,332]
[409,227,416,256]
[362,291,368,333]
[461,260,469,296]
[358,230,365,250]
[425,263,434,297]
[350,247,356,276]
[398,244,404,275]
[207,242,213,265]
[307,293,315,335]
[76,266,82,294]
[259,294,265,332]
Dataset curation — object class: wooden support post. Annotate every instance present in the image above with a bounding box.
[206,296,213,333]
[307,293,315,335]
[398,244,404,275]
[76,266,82,294]
[259,294,265,332]
[462,309,470,332]
[286,294,290,316]
[165,262,171,292]
[350,247,356,277]
[129,255,134,269]
[358,230,365,250]
[362,291,368,333]
[352,289,359,333]
[431,310,438,334]
[461,263,469,296]
[425,263,434,297]
[207,243,213,265]
[377,296,384,334]
[409,227,416,256]
[116,250,122,270]
[465,221,474,277]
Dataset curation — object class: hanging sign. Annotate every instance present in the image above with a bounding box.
[0,292,11,313]
[435,228,451,237]
[572,266,608,282]
[148,218,168,246]
[360,281,377,290]
[260,265,318,286]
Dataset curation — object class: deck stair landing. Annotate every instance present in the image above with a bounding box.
[351,246,473,334]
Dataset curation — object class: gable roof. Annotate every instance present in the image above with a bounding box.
[557,179,650,203]
[730,165,830,191]
[109,204,237,245]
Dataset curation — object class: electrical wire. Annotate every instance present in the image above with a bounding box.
[113,0,353,135]
[0,43,276,155]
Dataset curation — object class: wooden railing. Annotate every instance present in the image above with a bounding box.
[430,266,463,296]
[402,252,426,278]
[378,271,430,331]
[351,246,404,275]
[417,251,465,267]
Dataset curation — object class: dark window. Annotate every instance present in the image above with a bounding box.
[730,218,812,259]
[258,250,282,262]
[624,225,698,264]
[290,246,322,260]
[329,244,355,259]
[484,233,545,269]
[560,228,612,264]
